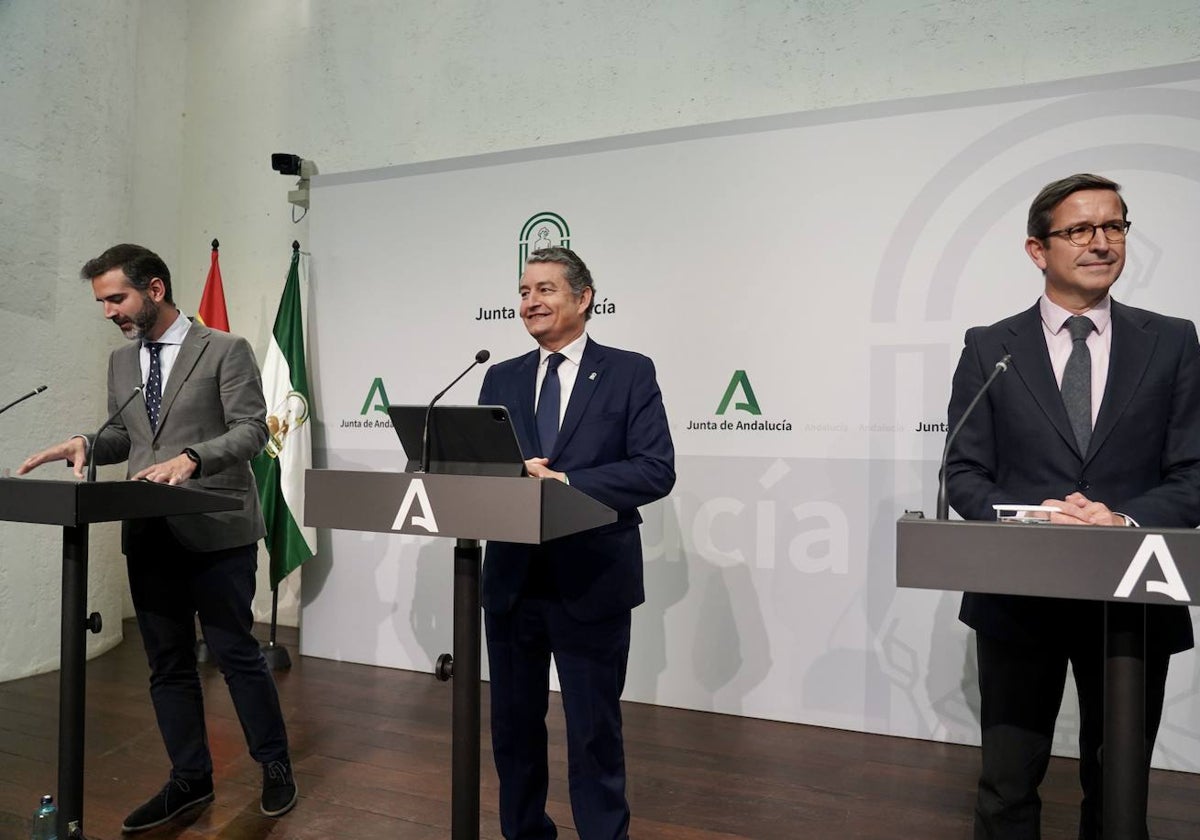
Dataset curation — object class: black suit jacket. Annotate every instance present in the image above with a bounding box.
[947,299,1200,654]
[478,338,675,622]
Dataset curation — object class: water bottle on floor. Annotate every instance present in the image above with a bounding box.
[30,794,56,840]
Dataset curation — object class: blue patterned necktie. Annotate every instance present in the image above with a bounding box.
[535,352,566,456]
[145,342,164,431]
[1061,316,1095,455]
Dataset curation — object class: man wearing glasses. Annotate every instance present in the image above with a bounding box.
[944,174,1200,839]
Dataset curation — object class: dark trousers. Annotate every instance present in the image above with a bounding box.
[486,598,632,840]
[126,520,289,781]
[974,630,1169,840]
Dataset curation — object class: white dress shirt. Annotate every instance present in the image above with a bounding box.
[140,310,192,390]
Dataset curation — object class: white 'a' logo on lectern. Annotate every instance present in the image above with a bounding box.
[392,478,439,534]
[1113,534,1191,601]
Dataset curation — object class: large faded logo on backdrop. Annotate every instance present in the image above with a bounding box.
[518,212,570,276]
[865,83,1200,752]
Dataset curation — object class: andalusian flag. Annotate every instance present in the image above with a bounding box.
[252,243,316,589]
[196,239,230,331]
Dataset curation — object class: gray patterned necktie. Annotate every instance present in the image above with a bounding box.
[145,342,164,431]
[1061,316,1095,455]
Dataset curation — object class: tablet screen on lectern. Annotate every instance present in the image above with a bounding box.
[387,404,527,477]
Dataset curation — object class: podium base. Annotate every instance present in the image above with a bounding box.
[262,641,293,671]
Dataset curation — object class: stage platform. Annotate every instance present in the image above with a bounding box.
[1,619,1197,839]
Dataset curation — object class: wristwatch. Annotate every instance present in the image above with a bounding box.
[182,448,202,472]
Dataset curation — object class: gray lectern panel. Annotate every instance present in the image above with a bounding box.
[896,513,1200,606]
[540,478,618,541]
[305,470,616,544]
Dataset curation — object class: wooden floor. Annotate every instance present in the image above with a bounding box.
[2,620,1198,839]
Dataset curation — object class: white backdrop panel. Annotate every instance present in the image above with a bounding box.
[302,64,1200,771]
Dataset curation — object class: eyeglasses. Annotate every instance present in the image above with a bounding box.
[1045,221,1131,246]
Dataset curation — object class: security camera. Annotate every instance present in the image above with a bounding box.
[271,153,319,213]
[271,153,302,176]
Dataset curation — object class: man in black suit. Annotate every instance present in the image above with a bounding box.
[946,174,1200,839]
[478,247,675,840]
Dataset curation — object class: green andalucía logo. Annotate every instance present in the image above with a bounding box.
[360,377,392,416]
[715,370,761,415]
[518,212,570,277]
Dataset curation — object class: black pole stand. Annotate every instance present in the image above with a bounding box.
[1102,601,1148,837]
[261,587,292,670]
[58,523,100,840]
[449,538,482,840]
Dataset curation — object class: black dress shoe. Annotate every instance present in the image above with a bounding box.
[261,759,298,817]
[121,776,214,833]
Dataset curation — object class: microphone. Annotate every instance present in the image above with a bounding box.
[86,385,145,483]
[0,385,48,416]
[420,350,490,474]
[936,355,1011,520]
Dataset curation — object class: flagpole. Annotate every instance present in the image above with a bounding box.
[256,239,310,672]
[262,585,292,670]
[261,239,294,671]
[195,237,223,666]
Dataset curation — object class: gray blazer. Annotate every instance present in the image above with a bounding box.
[91,321,269,553]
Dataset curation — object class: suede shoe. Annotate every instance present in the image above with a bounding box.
[261,759,298,817]
[121,776,214,833]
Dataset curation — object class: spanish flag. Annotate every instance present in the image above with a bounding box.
[196,239,230,331]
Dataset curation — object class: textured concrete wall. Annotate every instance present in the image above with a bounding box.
[0,0,188,680]
[1,0,1196,680]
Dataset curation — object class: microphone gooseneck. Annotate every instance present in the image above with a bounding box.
[420,350,490,474]
[936,355,1011,520]
[87,385,145,483]
[0,385,48,416]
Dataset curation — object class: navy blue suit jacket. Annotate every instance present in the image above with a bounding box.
[947,300,1200,654]
[478,338,675,622]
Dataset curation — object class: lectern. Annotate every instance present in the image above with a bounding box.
[0,477,240,840]
[305,469,616,840]
[896,512,1200,837]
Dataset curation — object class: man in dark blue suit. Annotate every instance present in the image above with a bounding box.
[946,174,1200,839]
[478,246,675,840]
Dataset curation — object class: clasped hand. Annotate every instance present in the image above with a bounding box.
[1039,492,1125,526]
[524,457,566,483]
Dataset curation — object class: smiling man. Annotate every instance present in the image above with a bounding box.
[477,247,675,840]
[19,244,297,832]
[944,175,1200,839]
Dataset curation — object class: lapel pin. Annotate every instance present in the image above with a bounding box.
[589,372,597,381]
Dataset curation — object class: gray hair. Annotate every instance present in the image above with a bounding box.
[526,247,595,320]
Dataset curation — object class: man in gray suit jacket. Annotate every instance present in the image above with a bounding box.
[20,244,297,832]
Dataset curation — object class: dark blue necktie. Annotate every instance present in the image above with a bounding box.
[145,342,164,431]
[1061,315,1095,455]
[535,352,566,456]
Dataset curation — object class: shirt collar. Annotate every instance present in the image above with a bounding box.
[539,332,588,368]
[146,311,192,347]
[1040,294,1112,336]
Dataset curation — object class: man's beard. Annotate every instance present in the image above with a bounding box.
[116,294,159,340]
